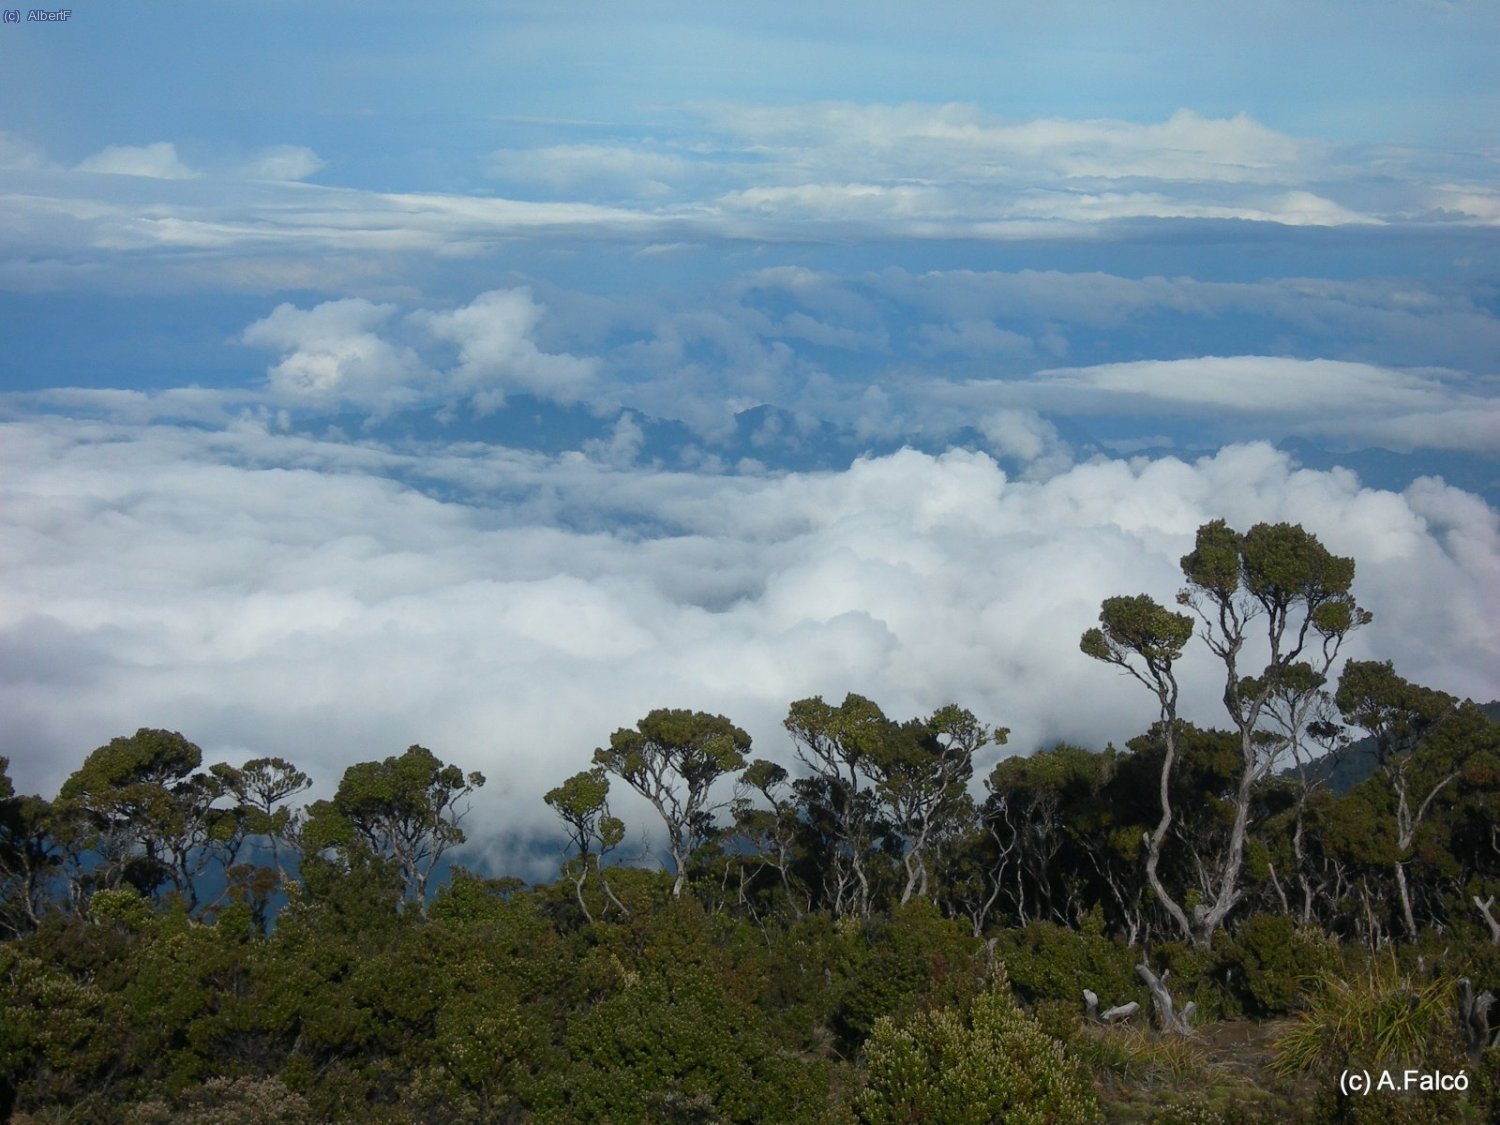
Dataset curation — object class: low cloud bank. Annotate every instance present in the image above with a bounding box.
[2,413,1495,875]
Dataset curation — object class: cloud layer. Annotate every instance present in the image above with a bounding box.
[3,410,1495,874]
[232,279,1500,459]
[3,101,1497,298]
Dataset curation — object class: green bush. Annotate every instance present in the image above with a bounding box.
[1274,956,1483,1123]
[123,1076,316,1124]
[1273,958,1457,1076]
[993,921,1140,1011]
[857,969,1100,1125]
[1229,913,1338,1016]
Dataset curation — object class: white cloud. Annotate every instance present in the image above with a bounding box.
[1003,188,1379,226]
[417,288,599,407]
[978,409,1072,478]
[76,141,198,180]
[5,103,1471,296]
[869,268,1500,373]
[0,131,54,173]
[918,319,1035,358]
[582,412,646,466]
[215,275,1500,459]
[1035,356,1443,413]
[717,182,945,221]
[486,144,693,200]
[241,298,429,410]
[1427,183,1500,224]
[1,413,1495,874]
[998,356,1500,452]
[707,104,1310,186]
[239,145,325,182]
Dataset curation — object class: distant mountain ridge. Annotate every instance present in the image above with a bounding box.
[294,394,1111,476]
[291,397,1499,509]
[1284,700,1500,795]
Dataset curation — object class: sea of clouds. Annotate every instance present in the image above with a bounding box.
[3,406,1496,877]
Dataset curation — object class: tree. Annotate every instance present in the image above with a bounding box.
[593,709,750,898]
[1081,520,1369,948]
[301,745,484,916]
[1256,666,1350,925]
[727,758,812,919]
[210,757,311,886]
[865,705,1004,906]
[544,767,627,923]
[1081,594,1197,944]
[983,742,1125,933]
[1175,521,1368,943]
[783,693,899,918]
[1335,660,1497,940]
[53,728,230,911]
[0,758,58,936]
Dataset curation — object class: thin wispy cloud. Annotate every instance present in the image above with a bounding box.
[3,104,1492,296]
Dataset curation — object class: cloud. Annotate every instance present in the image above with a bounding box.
[976,410,1072,478]
[417,288,599,408]
[582,412,647,467]
[917,319,1036,358]
[235,288,601,416]
[0,131,54,173]
[2,410,1495,874]
[1034,356,1445,414]
[117,270,1500,465]
[869,267,1500,373]
[707,104,1311,185]
[717,182,946,221]
[76,141,198,180]
[241,298,429,410]
[238,145,325,182]
[5,103,1484,295]
[486,144,696,200]
[1007,356,1500,452]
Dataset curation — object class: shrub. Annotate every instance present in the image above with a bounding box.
[1273,956,1481,1123]
[1272,958,1456,1077]
[124,1077,315,1124]
[993,921,1140,1011]
[1230,913,1338,1016]
[857,969,1100,1124]
[829,901,988,1052]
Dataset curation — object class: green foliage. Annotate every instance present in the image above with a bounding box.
[535,898,838,1123]
[294,844,405,932]
[426,867,526,925]
[87,885,156,932]
[301,744,483,913]
[594,707,750,897]
[53,728,226,908]
[1,944,122,1113]
[856,970,1100,1124]
[4,525,1497,1120]
[60,729,204,800]
[1229,913,1338,1016]
[1179,519,1244,597]
[828,901,989,1052]
[122,1076,315,1124]
[1336,661,1453,750]
[1080,594,1193,670]
[994,921,1140,1009]
[1273,957,1460,1077]
[544,767,627,923]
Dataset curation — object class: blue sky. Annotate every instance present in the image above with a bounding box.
[2,1,1497,871]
